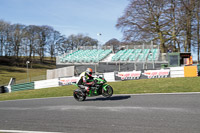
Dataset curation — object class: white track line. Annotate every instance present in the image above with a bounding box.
[0,92,200,103]
[0,130,62,133]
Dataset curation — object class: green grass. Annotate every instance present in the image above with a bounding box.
[0,77,200,101]
[0,64,56,85]
[0,85,75,101]
[110,77,200,94]
[0,56,56,85]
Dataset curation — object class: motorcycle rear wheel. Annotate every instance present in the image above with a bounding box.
[102,85,113,98]
[73,89,86,101]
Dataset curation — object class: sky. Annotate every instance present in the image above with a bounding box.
[0,0,129,44]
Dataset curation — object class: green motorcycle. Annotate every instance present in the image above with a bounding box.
[73,76,113,101]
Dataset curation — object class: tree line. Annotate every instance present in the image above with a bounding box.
[116,0,200,61]
[0,20,98,63]
[2,0,200,63]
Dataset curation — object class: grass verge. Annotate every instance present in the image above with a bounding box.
[0,77,200,101]
[0,64,55,85]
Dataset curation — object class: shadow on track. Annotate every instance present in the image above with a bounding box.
[86,95,131,101]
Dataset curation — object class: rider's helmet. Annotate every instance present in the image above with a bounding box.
[86,68,93,76]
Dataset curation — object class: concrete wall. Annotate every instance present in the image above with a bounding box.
[47,66,74,79]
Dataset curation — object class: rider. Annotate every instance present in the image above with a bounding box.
[76,68,94,93]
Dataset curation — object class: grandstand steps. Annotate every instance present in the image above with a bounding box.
[101,53,115,62]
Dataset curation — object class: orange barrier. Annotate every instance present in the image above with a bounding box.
[189,56,193,65]
[184,66,198,77]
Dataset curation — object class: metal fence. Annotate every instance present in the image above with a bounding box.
[16,75,46,84]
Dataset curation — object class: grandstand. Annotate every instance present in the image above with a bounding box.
[60,49,112,63]
[56,44,168,75]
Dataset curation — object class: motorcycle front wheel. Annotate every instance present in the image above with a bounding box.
[102,85,113,98]
[73,89,86,101]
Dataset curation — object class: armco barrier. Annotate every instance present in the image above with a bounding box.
[11,82,34,92]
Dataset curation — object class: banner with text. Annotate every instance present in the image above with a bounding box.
[59,77,79,86]
[142,69,170,79]
[115,69,170,80]
[115,71,142,80]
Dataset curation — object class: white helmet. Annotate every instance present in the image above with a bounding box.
[86,68,93,76]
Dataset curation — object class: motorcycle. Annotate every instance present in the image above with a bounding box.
[73,75,113,101]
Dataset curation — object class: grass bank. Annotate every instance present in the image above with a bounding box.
[0,77,200,101]
[0,65,47,85]
[0,57,56,85]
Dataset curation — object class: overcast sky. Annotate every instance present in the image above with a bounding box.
[0,0,129,44]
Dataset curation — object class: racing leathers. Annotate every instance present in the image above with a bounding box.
[76,72,94,93]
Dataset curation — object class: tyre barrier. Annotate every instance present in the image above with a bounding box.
[0,86,5,93]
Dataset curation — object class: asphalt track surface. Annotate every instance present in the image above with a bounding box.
[0,93,200,133]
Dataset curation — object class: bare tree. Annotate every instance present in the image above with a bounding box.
[104,38,120,52]
[65,34,98,52]
[116,0,174,53]
[23,25,40,61]
[0,20,11,56]
[9,24,25,59]
[36,26,52,62]
[180,0,196,52]
[193,0,200,62]
[48,30,63,60]
[0,20,102,64]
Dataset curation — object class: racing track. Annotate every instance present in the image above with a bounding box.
[0,93,200,133]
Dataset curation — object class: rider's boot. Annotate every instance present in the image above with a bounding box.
[82,86,89,96]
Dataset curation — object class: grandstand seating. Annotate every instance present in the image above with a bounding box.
[147,49,159,61]
[120,49,134,61]
[129,49,142,61]
[61,49,112,63]
[111,50,127,61]
[59,48,159,63]
[138,49,150,61]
